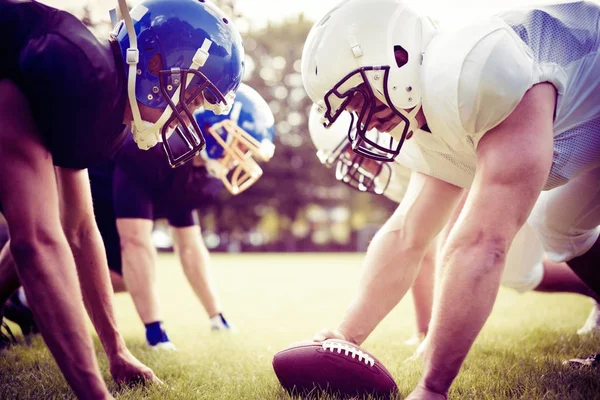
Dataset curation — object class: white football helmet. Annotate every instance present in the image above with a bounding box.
[308,104,391,195]
[302,0,437,161]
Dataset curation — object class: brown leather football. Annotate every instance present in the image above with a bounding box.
[272,339,398,398]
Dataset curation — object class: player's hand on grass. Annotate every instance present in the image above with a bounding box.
[313,328,350,343]
[405,383,447,400]
[109,349,162,386]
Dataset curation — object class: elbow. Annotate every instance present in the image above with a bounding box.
[369,228,430,259]
[61,212,98,250]
[65,225,97,252]
[10,229,64,273]
[445,232,510,279]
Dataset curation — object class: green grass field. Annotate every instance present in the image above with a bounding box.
[1,253,599,399]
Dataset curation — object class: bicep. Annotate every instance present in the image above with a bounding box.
[0,80,61,240]
[459,83,555,245]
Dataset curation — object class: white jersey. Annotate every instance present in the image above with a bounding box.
[408,1,600,190]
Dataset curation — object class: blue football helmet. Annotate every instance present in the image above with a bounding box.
[112,0,245,167]
[195,84,276,195]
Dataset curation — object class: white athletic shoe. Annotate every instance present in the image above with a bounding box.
[148,341,178,351]
[210,313,237,333]
[577,302,600,335]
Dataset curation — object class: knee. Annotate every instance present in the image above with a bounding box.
[9,228,64,267]
[119,234,151,253]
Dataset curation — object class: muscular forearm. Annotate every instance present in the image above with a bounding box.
[421,242,505,395]
[11,239,109,399]
[338,229,427,345]
[66,224,126,358]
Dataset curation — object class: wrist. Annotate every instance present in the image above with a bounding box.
[336,324,362,346]
[102,333,128,359]
[419,374,450,398]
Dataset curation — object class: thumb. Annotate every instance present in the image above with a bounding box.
[313,328,346,342]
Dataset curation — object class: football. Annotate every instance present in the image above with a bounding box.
[272,339,398,398]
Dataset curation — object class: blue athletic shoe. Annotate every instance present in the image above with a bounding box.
[145,321,177,351]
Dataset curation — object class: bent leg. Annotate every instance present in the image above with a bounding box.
[535,258,599,300]
[172,225,222,318]
[530,167,600,296]
[116,218,162,324]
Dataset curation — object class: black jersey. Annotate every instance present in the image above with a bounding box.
[0,0,128,169]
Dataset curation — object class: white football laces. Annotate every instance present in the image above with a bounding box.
[322,341,375,367]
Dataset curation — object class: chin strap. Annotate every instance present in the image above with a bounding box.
[117,0,158,149]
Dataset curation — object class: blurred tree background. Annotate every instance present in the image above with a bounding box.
[73,1,398,252]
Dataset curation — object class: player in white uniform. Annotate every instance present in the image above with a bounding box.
[309,105,600,340]
[302,1,600,396]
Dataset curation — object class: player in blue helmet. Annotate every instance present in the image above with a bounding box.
[196,83,276,195]
[1,84,276,353]
[0,0,243,397]
[102,84,274,348]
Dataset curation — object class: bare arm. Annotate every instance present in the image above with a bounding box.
[172,225,221,317]
[56,167,125,357]
[336,172,464,345]
[411,83,556,398]
[55,168,157,384]
[0,80,109,399]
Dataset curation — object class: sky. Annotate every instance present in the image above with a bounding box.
[39,0,590,28]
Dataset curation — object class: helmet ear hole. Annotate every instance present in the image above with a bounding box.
[393,45,408,68]
[147,53,163,77]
